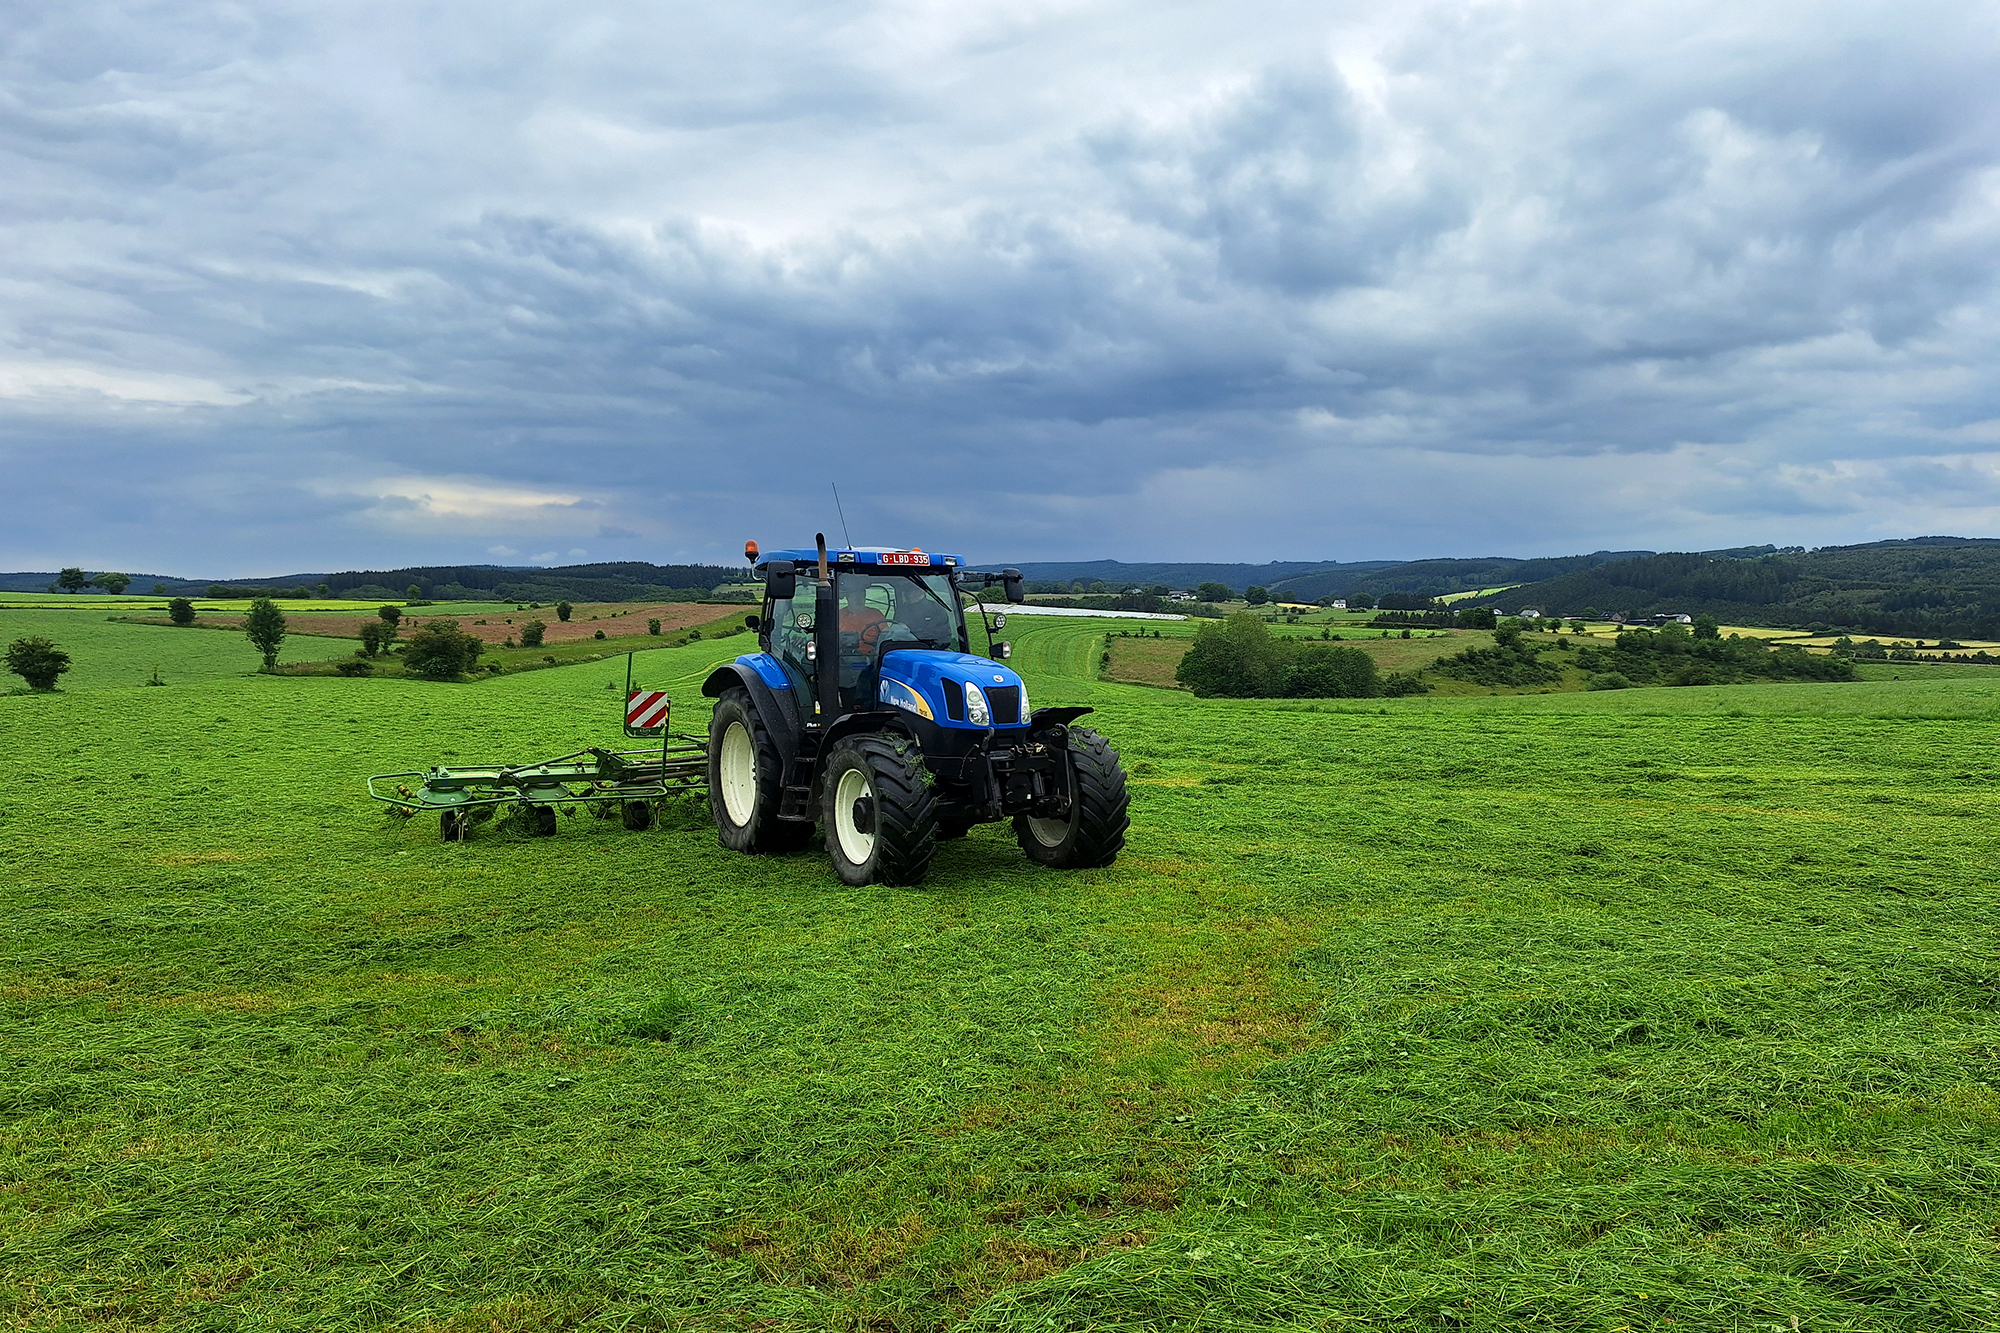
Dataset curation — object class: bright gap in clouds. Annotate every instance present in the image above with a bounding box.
[1,0,1996,571]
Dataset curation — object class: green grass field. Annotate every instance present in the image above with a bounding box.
[4,614,1999,1330]
[0,609,356,691]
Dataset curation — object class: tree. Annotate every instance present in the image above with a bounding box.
[152,583,169,595]
[1244,586,1269,606]
[648,618,662,635]
[1456,606,1497,630]
[4,636,71,690]
[556,601,573,622]
[378,604,401,626]
[208,585,232,598]
[168,598,196,626]
[316,583,331,598]
[1347,592,1376,610]
[519,620,546,647]
[243,598,288,670]
[1692,615,1721,640]
[1194,582,1231,602]
[406,584,423,598]
[1175,612,1285,697]
[92,572,132,595]
[57,567,88,593]
[402,619,484,681]
[359,621,397,656]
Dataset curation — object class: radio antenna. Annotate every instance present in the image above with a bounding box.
[831,482,854,549]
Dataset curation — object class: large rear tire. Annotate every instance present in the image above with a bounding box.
[1014,726,1129,869]
[709,689,811,854]
[822,733,938,886]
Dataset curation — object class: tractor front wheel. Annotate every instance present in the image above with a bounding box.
[822,733,938,886]
[709,690,811,854]
[1014,726,1129,869]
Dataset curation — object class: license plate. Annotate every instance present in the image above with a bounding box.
[878,552,931,566]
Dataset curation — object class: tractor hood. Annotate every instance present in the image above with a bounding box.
[878,650,1030,730]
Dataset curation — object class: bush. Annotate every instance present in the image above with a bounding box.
[334,659,374,677]
[5,636,71,690]
[556,602,573,622]
[1588,672,1633,690]
[1244,586,1269,606]
[243,598,288,670]
[648,619,662,635]
[168,598,196,626]
[378,605,402,626]
[401,620,485,681]
[1177,613,1388,698]
[594,629,606,640]
[1575,627,1857,685]
[1283,646,1380,698]
[1429,626,1565,688]
[1455,606,1496,630]
[519,620,546,648]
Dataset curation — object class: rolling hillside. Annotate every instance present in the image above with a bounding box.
[1462,539,2000,637]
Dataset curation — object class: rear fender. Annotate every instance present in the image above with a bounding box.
[701,663,800,763]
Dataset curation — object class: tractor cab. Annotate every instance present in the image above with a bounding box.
[700,536,1130,888]
[758,552,970,714]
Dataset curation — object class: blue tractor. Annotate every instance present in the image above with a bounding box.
[701,536,1130,885]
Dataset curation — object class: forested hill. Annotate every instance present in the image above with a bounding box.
[1003,559,1400,589]
[1462,539,2000,638]
[1269,550,1658,601]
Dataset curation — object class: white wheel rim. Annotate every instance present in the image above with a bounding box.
[1027,813,1071,847]
[719,721,757,826]
[833,767,876,865]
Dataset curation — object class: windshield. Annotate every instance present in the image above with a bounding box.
[836,571,965,653]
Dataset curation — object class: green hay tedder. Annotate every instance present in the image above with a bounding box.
[368,655,707,840]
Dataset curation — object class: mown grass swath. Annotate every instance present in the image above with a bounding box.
[2,609,1997,1329]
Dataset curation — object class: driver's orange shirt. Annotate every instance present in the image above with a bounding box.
[841,606,888,652]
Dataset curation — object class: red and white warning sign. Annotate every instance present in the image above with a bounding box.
[625,690,671,730]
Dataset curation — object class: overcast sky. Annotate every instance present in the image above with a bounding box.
[4,0,1998,574]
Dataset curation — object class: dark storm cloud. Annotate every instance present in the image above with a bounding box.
[2,0,1997,571]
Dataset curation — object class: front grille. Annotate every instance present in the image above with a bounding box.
[942,678,966,721]
[987,685,1021,725]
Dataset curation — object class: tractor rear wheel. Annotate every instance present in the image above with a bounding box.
[822,733,938,886]
[709,689,810,854]
[1014,726,1129,869]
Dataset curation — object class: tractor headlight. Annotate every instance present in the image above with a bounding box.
[963,681,991,726]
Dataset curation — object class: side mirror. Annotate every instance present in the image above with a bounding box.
[1003,568,1025,604]
[744,614,761,631]
[994,641,1012,659]
[765,560,796,600]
